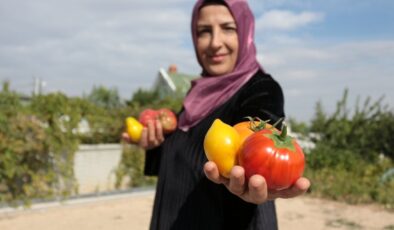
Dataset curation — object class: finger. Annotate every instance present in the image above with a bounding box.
[228,166,246,196]
[147,121,158,146]
[139,128,148,148]
[248,175,268,204]
[284,177,310,198]
[121,132,131,143]
[204,161,227,185]
[296,177,311,191]
[268,177,311,199]
[155,120,165,143]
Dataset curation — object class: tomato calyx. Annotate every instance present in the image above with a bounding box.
[243,116,284,132]
[244,116,270,132]
[264,125,296,152]
[247,117,296,151]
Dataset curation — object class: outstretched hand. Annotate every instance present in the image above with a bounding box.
[121,120,165,150]
[204,161,310,204]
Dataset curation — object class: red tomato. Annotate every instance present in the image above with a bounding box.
[138,109,158,127]
[138,108,177,134]
[238,127,305,190]
[157,108,177,134]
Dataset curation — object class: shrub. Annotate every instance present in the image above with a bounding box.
[114,144,157,189]
[0,114,50,205]
[311,89,393,161]
[307,89,394,209]
[0,92,83,205]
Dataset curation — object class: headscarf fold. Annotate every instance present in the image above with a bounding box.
[178,0,263,131]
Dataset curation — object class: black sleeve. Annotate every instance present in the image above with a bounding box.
[144,146,162,176]
[234,72,285,127]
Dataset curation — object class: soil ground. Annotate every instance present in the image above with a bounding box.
[0,190,393,230]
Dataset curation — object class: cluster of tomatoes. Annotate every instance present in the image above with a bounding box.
[204,117,305,190]
[125,108,177,143]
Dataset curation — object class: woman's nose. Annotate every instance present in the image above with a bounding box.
[210,29,223,49]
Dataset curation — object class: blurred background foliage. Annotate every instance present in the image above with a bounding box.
[0,81,181,206]
[291,89,394,209]
[1,80,393,210]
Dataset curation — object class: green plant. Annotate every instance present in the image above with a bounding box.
[305,156,394,207]
[287,117,309,135]
[114,144,156,188]
[86,85,122,109]
[0,114,50,205]
[127,88,160,107]
[310,89,393,161]
[0,92,82,206]
[29,93,82,196]
[306,89,394,209]
[1,83,175,206]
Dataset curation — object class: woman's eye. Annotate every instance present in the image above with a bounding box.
[197,29,210,36]
[224,27,237,32]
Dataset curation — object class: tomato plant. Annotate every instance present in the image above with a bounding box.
[204,119,241,178]
[238,126,305,190]
[157,108,177,134]
[125,117,144,143]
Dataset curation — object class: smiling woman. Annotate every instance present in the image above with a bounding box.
[196,3,239,76]
[122,0,310,229]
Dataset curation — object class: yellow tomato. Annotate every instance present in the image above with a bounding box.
[125,117,144,143]
[203,119,241,178]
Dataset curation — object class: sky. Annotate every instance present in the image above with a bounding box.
[1,0,393,122]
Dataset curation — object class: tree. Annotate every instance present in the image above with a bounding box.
[86,85,122,109]
[2,80,10,92]
[310,101,327,133]
[128,88,159,107]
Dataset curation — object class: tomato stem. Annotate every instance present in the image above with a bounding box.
[244,116,269,132]
[279,124,288,141]
[272,117,284,129]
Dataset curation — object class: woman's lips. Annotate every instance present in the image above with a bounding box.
[210,54,227,63]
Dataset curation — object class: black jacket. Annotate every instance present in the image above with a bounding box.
[145,70,284,230]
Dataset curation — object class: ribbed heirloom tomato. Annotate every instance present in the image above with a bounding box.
[238,126,305,190]
[138,108,177,134]
[138,109,158,127]
[156,108,177,134]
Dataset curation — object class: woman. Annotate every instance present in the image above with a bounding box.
[126,0,310,229]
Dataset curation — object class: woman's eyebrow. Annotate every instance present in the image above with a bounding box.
[221,22,236,27]
[197,21,236,27]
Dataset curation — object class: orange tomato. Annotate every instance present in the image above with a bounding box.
[233,119,273,144]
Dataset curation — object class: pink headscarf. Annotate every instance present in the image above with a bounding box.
[178,0,262,131]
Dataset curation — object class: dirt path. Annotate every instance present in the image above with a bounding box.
[0,190,393,230]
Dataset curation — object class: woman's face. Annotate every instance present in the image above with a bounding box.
[196,4,239,76]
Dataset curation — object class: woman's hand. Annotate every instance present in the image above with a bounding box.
[204,161,310,204]
[122,120,165,150]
